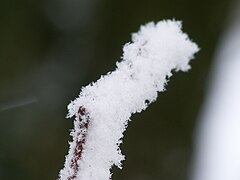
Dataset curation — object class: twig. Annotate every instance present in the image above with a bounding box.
[59,20,199,180]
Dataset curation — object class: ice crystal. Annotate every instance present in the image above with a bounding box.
[59,20,199,180]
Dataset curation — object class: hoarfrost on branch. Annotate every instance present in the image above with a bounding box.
[59,20,199,180]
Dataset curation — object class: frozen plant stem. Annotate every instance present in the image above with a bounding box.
[59,20,199,180]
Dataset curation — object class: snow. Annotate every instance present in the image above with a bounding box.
[191,2,240,180]
[59,20,199,180]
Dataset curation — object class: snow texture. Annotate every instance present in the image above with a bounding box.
[59,20,199,180]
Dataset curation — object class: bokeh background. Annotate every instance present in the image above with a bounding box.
[0,0,234,179]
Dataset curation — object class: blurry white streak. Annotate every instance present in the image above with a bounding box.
[0,96,38,112]
[191,1,240,180]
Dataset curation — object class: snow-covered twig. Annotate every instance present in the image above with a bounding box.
[59,20,199,180]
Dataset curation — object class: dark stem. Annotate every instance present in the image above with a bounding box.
[68,106,89,180]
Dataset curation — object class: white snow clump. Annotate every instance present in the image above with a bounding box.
[59,20,199,180]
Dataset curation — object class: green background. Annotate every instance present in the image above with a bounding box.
[0,0,232,179]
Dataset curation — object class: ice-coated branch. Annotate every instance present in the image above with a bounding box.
[59,20,199,180]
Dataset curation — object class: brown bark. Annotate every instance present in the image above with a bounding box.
[68,106,89,180]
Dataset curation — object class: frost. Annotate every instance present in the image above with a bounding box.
[59,20,199,180]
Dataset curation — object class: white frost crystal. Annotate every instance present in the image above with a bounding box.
[59,20,199,180]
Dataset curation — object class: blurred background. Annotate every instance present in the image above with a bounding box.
[0,0,237,179]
